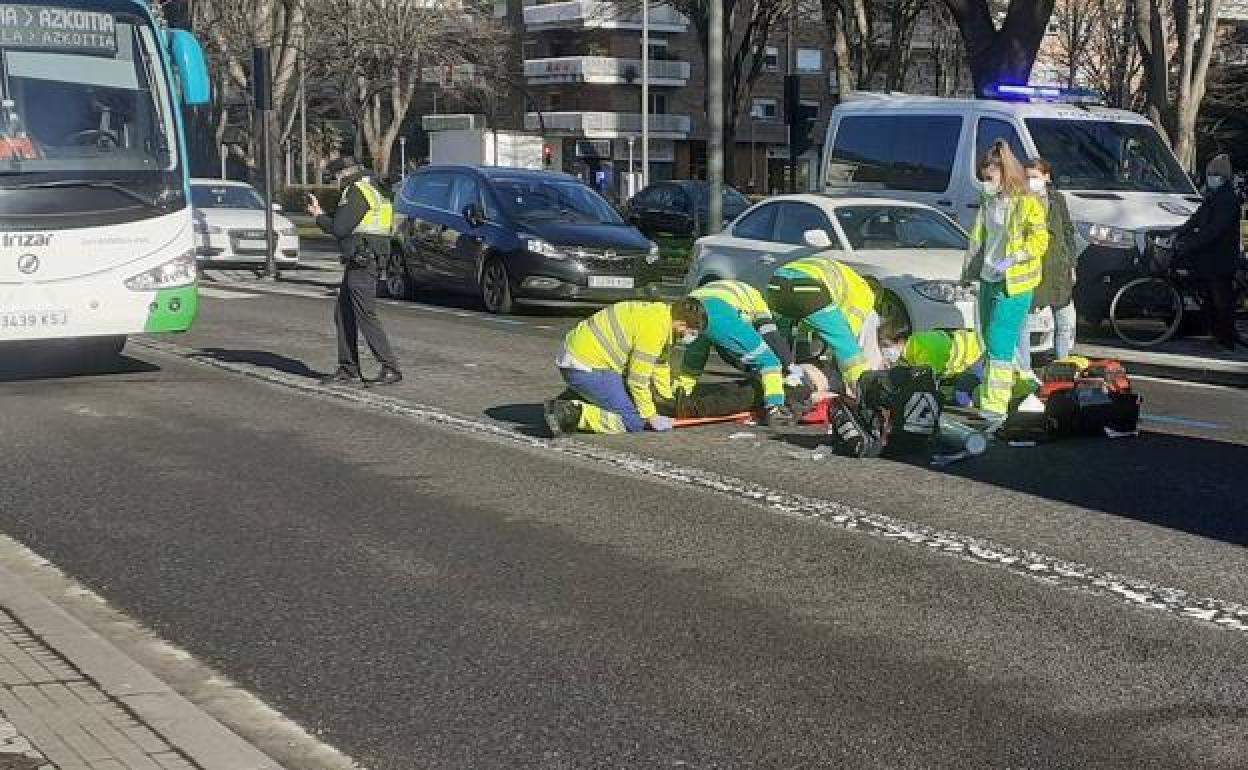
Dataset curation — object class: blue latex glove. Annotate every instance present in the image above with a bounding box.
[954,390,974,408]
[648,415,675,432]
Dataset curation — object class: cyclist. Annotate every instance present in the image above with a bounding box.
[1173,154,1243,351]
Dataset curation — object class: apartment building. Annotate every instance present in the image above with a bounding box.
[418,0,966,197]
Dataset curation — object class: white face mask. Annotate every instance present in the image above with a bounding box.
[982,180,1000,197]
[1028,177,1048,195]
[680,330,700,346]
[881,345,902,366]
[1207,175,1225,190]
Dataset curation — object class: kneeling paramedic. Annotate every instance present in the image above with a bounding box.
[676,280,802,424]
[766,256,882,395]
[545,299,708,435]
[896,329,986,408]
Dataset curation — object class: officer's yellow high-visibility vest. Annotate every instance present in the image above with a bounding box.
[778,256,876,334]
[564,301,672,419]
[346,178,394,237]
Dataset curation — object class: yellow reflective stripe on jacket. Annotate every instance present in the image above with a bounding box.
[783,257,876,335]
[351,179,394,236]
[691,280,771,322]
[946,330,984,375]
[586,309,630,370]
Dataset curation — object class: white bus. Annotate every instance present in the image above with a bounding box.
[0,0,210,361]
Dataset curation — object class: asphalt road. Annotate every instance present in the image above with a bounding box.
[2,277,1248,769]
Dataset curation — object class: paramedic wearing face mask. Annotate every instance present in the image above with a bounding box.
[543,300,709,436]
[1173,154,1244,351]
[961,140,1049,418]
[1017,158,1080,370]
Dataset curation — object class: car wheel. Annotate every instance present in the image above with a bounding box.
[382,248,411,300]
[480,257,513,315]
[876,289,912,336]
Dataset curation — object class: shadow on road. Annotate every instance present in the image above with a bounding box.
[192,348,325,380]
[775,428,1248,547]
[0,346,158,382]
[486,403,557,438]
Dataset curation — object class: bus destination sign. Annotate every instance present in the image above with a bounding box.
[0,5,117,53]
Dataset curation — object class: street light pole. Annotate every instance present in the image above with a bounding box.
[708,0,724,233]
[400,136,407,180]
[641,0,650,188]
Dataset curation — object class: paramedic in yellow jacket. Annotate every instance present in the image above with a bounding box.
[675,280,800,420]
[766,256,881,396]
[961,140,1049,417]
[898,329,986,408]
[544,299,709,435]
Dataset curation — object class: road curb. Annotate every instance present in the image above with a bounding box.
[0,561,287,770]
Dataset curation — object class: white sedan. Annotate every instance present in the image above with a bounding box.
[191,179,300,268]
[685,194,1054,351]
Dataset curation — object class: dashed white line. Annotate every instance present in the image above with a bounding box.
[197,287,260,300]
[134,336,1248,636]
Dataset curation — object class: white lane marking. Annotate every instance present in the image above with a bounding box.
[197,287,260,300]
[135,337,1248,635]
[1131,374,1245,393]
[1141,414,1226,430]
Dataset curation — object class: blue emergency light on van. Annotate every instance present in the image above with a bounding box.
[984,84,1104,105]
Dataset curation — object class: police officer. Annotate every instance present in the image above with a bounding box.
[307,156,402,386]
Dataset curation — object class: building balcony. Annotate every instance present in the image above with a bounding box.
[524,56,691,86]
[524,111,692,139]
[523,1,689,33]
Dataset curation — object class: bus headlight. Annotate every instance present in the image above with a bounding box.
[125,251,198,291]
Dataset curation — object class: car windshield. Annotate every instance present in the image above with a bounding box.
[0,6,178,176]
[492,178,624,225]
[1025,118,1194,194]
[192,185,264,211]
[835,206,968,251]
[690,185,750,209]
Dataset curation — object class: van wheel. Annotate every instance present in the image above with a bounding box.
[382,248,412,300]
[480,258,514,314]
[877,290,912,337]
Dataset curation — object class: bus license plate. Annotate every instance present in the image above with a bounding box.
[589,276,634,289]
[1,310,68,329]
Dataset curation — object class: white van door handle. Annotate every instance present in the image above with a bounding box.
[936,199,953,207]
[967,202,981,210]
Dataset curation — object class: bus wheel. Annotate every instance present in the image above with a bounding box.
[83,336,126,362]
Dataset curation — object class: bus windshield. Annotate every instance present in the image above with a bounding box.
[1024,118,1194,195]
[0,6,178,177]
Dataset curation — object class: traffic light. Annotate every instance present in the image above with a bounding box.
[784,75,816,158]
[543,144,554,168]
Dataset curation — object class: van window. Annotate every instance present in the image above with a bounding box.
[1024,118,1194,194]
[450,175,483,214]
[975,118,1027,166]
[826,115,962,193]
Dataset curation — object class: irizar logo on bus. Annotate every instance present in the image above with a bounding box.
[2,233,53,249]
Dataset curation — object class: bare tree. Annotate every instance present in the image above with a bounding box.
[667,0,789,184]
[307,0,505,179]
[1079,0,1145,108]
[192,0,307,185]
[821,0,927,96]
[1135,0,1223,168]
[940,0,1057,92]
[1048,0,1096,88]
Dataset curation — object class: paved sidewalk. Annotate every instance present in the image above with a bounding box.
[0,566,284,770]
[1076,336,1248,387]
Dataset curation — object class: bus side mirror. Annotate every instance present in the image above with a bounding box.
[168,30,211,107]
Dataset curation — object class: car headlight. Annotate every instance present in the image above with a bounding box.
[124,251,197,291]
[646,241,661,265]
[523,237,566,260]
[1077,221,1135,250]
[913,280,976,304]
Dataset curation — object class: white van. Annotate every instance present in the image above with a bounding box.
[821,90,1204,332]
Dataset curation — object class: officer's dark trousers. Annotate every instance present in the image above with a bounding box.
[336,265,398,373]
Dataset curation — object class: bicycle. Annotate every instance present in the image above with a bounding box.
[1108,233,1248,348]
